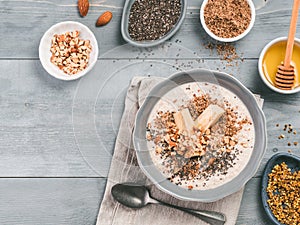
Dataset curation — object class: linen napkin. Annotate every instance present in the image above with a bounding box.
[96,76,264,225]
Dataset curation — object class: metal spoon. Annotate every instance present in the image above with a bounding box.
[111,183,226,225]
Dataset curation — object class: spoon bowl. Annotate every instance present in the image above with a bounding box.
[111,183,226,225]
[111,183,150,208]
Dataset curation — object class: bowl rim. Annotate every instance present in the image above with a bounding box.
[258,36,300,94]
[121,0,187,47]
[200,0,256,42]
[133,68,267,202]
[39,21,99,81]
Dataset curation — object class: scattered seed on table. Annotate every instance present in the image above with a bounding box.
[278,134,285,139]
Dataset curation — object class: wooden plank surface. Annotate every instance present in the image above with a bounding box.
[1,0,300,224]
[0,0,298,59]
[1,59,299,176]
[0,177,272,225]
[0,178,105,225]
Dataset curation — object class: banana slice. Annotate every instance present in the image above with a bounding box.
[174,104,225,134]
[174,108,195,134]
[173,111,186,132]
[195,104,225,132]
[181,108,195,132]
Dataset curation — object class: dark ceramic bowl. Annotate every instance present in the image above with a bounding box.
[261,152,300,224]
[121,0,187,47]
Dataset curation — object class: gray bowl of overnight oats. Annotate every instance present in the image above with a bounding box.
[133,68,267,202]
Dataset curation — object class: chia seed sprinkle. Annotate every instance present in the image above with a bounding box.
[128,0,182,41]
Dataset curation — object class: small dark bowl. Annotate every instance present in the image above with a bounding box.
[121,0,187,47]
[261,152,300,224]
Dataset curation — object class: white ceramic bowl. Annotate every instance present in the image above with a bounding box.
[258,37,300,94]
[39,21,98,81]
[200,0,256,42]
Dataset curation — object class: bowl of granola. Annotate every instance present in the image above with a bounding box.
[39,21,98,81]
[261,153,300,225]
[200,0,255,42]
[133,68,266,202]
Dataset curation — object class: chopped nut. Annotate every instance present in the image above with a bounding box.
[208,157,216,166]
[168,140,177,148]
[155,147,162,154]
[50,30,92,75]
[240,142,248,148]
[187,185,193,190]
[229,140,236,146]
[146,133,152,141]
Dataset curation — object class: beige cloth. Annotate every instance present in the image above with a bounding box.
[96,76,264,225]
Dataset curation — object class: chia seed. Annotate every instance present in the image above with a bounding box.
[128,0,182,41]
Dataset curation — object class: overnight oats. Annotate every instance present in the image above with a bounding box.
[146,82,255,190]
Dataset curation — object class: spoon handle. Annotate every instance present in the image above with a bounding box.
[154,200,226,225]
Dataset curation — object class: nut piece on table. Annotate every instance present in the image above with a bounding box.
[96,11,113,27]
[78,0,89,17]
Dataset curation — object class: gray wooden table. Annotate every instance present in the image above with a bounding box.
[0,0,299,224]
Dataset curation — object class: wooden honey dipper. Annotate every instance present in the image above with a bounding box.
[275,0,300,90]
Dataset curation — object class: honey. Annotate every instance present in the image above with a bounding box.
[262,41,300,89]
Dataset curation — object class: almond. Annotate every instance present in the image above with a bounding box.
[78,0,89,17]
[96,11,113,26]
